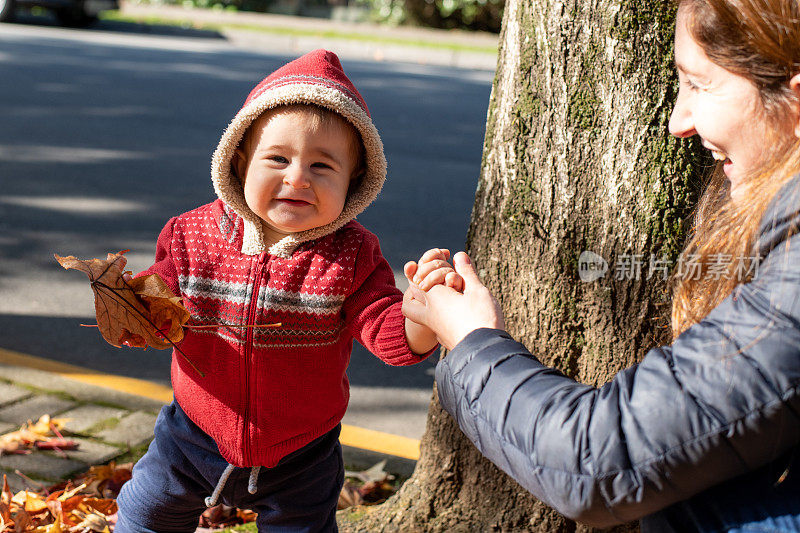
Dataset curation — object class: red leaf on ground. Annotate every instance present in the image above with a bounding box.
[33,440,78,451]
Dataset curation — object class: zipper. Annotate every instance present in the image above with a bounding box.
[243,251,268,465]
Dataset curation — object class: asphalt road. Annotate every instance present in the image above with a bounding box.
[0,18,492,439]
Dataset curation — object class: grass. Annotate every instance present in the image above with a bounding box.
[99,11,499,54]
[112,440,151,465]
[12,382,78,404]
[82,415,122,435]
[217,523,258,532]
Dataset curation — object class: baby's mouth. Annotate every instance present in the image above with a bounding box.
[277,198,312,206]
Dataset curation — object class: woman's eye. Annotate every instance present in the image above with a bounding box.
[682,77,704,91]
[677,73,701,92]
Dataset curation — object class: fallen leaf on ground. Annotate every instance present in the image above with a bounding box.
[338,461,399,510]
[345,460,389,484]
[3,456,403,530]
[0,416,74,457]
[0,463,124,532]
[337,482,363,509]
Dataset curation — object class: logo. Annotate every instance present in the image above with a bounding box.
[578,251,608,282]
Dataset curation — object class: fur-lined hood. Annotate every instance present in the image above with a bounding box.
[210,49,387,258]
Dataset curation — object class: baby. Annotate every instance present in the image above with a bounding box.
[115,50,453,531]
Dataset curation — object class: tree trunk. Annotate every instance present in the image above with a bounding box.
[339,0,706,530]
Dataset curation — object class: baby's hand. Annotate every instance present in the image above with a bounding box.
[404,248,465,293]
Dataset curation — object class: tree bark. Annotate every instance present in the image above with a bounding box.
[339,0,706,530]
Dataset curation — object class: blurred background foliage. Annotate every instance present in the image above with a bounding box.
[136,0,503,32]
[364,0,503,32]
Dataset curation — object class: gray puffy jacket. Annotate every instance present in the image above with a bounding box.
[436,178,800,528]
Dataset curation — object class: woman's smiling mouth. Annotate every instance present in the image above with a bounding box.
[709,148,735,177]
[710,149,727,162]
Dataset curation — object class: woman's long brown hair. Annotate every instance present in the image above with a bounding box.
[670,0,800,338]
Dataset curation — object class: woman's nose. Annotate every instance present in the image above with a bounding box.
[668,96,697,138]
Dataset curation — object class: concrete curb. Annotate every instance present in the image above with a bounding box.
[0,362,165,413]
[0,350,420,489]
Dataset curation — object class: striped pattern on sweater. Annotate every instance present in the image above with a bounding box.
[141,199,426,467]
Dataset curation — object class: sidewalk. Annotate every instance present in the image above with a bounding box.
[111,0,499,70]
[0,348,418,495]
[0,356,162,493]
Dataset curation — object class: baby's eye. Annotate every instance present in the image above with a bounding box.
[311,162,333,170]
[269,155,288,164]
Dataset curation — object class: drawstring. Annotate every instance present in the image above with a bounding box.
[205,464,261,507]
[248,466,261,494]
[205,464,235,507]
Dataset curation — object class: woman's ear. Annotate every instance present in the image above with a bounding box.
[790,73,800,138]
[232,148,248,183]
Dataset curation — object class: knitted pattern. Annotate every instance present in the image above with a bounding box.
[210,49,387,257]
[140,200,426,467]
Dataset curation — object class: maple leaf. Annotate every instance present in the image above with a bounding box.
[54,251,202,376]
[126,273,191,350]
[54,252,186,349]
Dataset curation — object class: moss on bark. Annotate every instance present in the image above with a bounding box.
[341,0,707,530]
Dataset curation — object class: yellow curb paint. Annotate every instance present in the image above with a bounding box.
[0,347,174,403]
[340,424,420,460]
[0,347,421,460]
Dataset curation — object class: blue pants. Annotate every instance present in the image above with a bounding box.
[116,402,343,533]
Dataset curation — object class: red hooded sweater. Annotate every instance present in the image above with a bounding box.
[139,50,431,468]
[142,201,427,468]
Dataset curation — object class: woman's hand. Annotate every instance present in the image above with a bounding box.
[402,252,505,351]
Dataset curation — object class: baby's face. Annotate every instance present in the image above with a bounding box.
[239,108,358,235]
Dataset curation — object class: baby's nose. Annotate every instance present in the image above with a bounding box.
[283,168,312,188]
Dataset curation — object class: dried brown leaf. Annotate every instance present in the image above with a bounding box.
[12,508,31,533]
[78,499,116,518]
[30,514,61,533]
[55,252,203,376]
[1,477,11,506]
[337,481,363,510]
[1,416,76,457]
[44,500,61,524]
[54,252,187,349]
[358,480,396,503]
[74,511,108,532]
[128,274,191,347]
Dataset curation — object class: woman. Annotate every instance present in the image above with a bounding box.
[403,0,800,530]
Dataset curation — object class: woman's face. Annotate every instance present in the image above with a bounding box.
[669,8,773,195]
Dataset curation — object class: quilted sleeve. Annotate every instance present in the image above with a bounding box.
[436,232,800,527]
